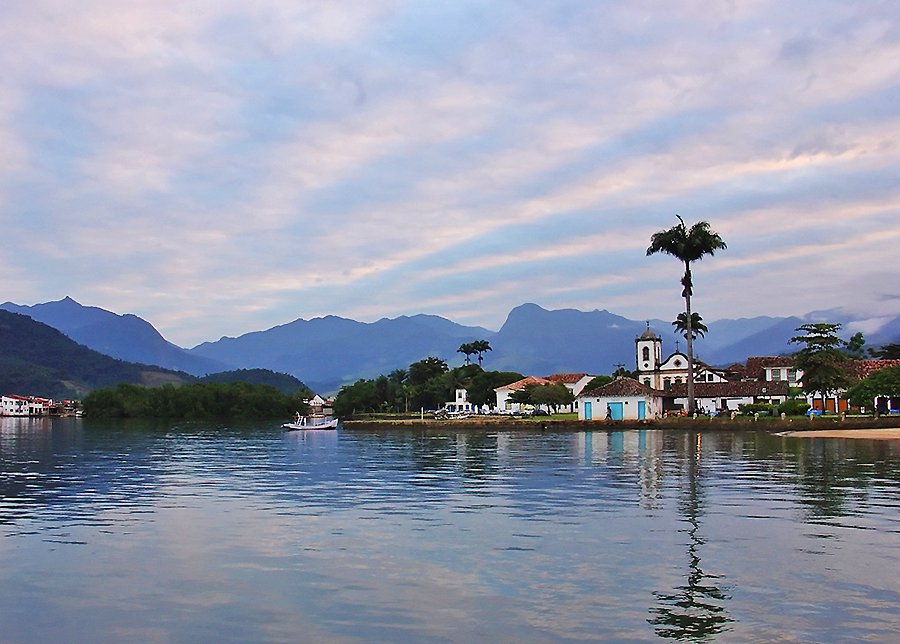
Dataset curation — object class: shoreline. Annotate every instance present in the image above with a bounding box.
[343,415,900,437]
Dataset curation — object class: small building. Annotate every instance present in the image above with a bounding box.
[577,377,663,421]
[667,380,791,414]
[442,389,474,414]
[494,376,553,413]
[1,394,34,416]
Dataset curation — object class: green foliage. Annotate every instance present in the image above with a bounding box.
[0,310,191,399]
[332,356,523,418]
[847,366,900,408]
[738,403,777,415]
[82,382,305,419]
[845,332,867,359]
[199,368,311,396]
[647,215,726,414]
[869,343,900,359]
[584,375,614,392]
[672,312,708,340]
[790,323,853,398]
[408,356,448,385]
[507,382,573,412]
[778,398,810,416]
[457,340,492,366]
[465,370,523,407]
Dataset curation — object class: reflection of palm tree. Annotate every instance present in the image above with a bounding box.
[649,432,733,639]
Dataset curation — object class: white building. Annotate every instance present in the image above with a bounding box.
[635,326,729,392]
[577,377,663,421]
[442,389,474,414]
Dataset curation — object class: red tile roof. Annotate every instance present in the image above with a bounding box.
[668,380,790,398]
[495,376,553,391]
[580,377,659,398]
[850,359,900,379]
[545,373,591,384]
[744,356,795,379]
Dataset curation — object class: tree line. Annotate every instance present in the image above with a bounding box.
[82,382,310,420]
[332,354,524,417]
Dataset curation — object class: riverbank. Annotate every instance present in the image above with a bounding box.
[342,415,900,435]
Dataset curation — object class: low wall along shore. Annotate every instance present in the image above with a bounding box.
[342,415,900,439]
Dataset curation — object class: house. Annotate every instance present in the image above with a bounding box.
[494,376,553,413]
[442,389,474,415]
[667,380,790,414]
[545,373,597,413]
[1,394,32,416]
[494,373,597,414]
[635,327,790,413]
[1,394,50,416]
[576,377,663,421]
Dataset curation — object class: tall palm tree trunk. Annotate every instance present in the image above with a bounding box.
[683,261,695,414]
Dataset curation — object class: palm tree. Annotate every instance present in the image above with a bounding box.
[472,339,492,365]
[457,342,475,365]
[673,312,708,341]
[648,215,726,413]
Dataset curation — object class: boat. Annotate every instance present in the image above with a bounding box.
[282,415,339,431]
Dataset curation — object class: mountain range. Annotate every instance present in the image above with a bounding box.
[4,297,899,395]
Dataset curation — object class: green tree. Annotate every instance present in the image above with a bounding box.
[457,342,476,365]
[869,343,900,360]
[673,312,708,341]
[408,356,449,385]
[471,339,492,365]
[530,383,574,413]
[790,323,853,410]
[584,375,614,392]
[847,365,900,412]
[466,370,524,407]
[647,215,726,413]
[845,331,867,359]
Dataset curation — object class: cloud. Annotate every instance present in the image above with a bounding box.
[2,1,900,346]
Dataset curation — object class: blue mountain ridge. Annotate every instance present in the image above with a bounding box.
[4,298,898,394]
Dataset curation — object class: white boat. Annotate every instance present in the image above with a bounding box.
[282,416,339,431]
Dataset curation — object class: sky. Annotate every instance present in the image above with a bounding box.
[2,1,900,348]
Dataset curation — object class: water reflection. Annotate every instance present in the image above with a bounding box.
[2,419,900,642]
[649,432,733,640]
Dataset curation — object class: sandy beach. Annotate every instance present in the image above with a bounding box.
[779,428,900,440]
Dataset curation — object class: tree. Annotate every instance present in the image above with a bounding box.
[847,365,900,412]
[584,375,614,392]
[673,312,708,341]
[457,342,475,365]
[869,343,900,360]
[408,356,448,385]
[466,370,523,407]
[471,339,492,365]
[647,215,726,413]
[790,323,853,410]
[845,332,867,359]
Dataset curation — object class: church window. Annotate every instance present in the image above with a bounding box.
[642,346,650,361]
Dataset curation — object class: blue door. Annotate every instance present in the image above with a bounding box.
[637,400,646,420]
[609,402,624,420]
[584,401,592,420]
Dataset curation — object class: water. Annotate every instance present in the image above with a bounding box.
[2,418,899,642]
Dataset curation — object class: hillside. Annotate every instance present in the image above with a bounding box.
[0,310,192,399]
[0,297,226,376]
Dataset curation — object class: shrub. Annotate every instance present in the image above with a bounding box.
[738,403,777,416]
[778,398,810,416]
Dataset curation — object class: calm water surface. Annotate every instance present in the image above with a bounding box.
[1,417,899,642]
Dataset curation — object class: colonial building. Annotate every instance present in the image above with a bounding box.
[576,377,663,421]
[495,373,597,413]
[635,325,730,392]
